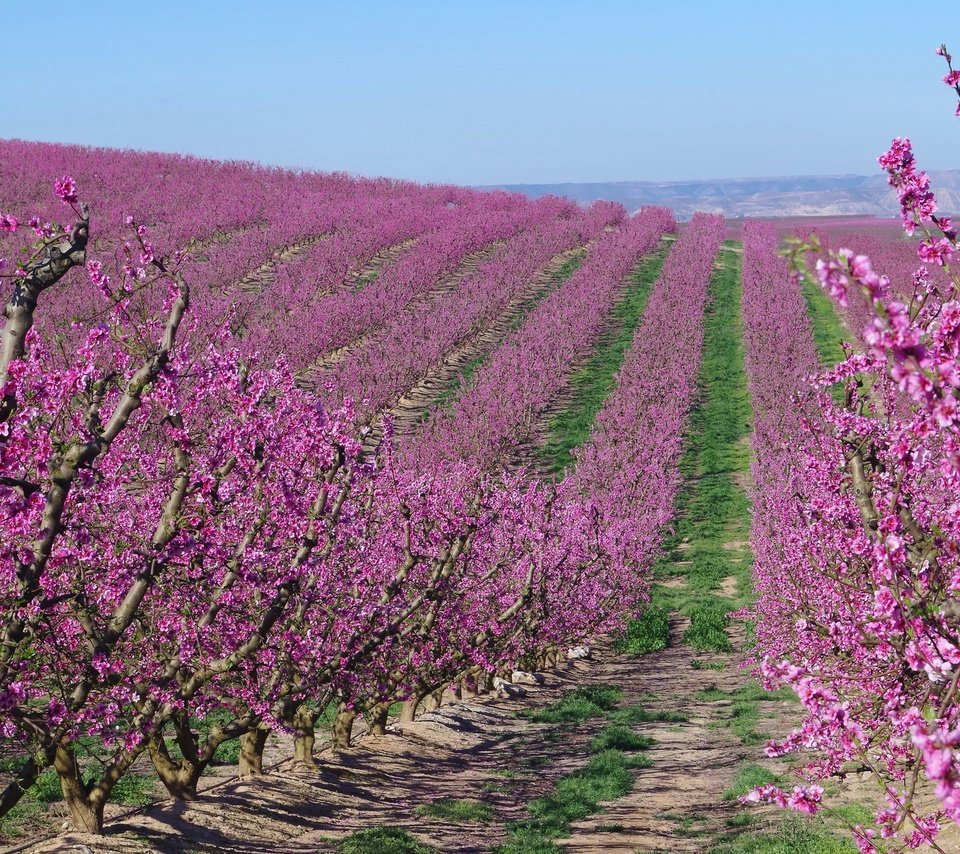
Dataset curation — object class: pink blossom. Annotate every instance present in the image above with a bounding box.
[53,175,78,205]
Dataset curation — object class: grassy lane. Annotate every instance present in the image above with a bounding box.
[537,241,672,478]
[800,275,850,368]
[616,243,858,852]
[623,241,753,654]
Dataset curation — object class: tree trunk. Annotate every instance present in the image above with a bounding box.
[422,687,443,712]
[147,737,201,800]
[292,704,317,768]
[54,745,104,834]
[238,727,269,777]
[332,708,357,749]
[399,697,420,724]
[0,753,45,819]
[367,703,390,736]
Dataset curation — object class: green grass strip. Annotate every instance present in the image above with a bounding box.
[414,798,494,823]
[618,243,752,654]
[494,750,650,854]
[615,605,669,654]
[526,684,623,724]
[539,240,671,477]
[336,827,435,854]
[710,815,857,854]
[800,276,850,369]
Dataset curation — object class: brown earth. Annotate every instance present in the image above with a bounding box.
[303,239,509,378]
[236,233,330,293]
[362,243,588,451]
[6,621,776,854]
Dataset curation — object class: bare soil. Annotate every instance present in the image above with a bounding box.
[304,239,508,378]
[362,244,587,450]
[2,616,809,854]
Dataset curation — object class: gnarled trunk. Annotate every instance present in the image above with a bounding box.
[292,704,317,767]
[332,708,357,749]
[238,727,270,777]
[422,687,443,712]
[367,703,390,736]
[399,695,422,724]
[54,745,104,834]
[147,737,202,800]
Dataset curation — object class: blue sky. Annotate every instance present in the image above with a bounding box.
[2,1,956,184]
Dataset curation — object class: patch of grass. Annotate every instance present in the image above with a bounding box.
[723,764,781,801]
[110,772,156,806]
[495,744,651,852]
[622,753,653,769]
[799,273,851,403]
[691,659,726,671]
[799,275,850,369]
[831,803,874,826]
[698,682,791,746]
[353,270,379,291]
[595,822,626,832]
[710,815,857,853]
[29,768,62,804]
[527,685,623,723]
[615,605,670,654]
[698,682,792,704]
[684,603,733,652]
[539,241,671,476]
[0,800,42,837]
[645,246,754,640]
[673,813,711,837]
[525,751,634,835]
[589,725,654,753]
[415,798,494,823]
[337,827,435,854]
[493,827,564,854]
[605,704,688,725]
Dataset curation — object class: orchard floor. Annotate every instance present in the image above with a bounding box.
[2,613,905,854]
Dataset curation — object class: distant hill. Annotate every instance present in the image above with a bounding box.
[483,172,960,219]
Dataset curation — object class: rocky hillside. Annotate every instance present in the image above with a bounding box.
[486,171,960,219]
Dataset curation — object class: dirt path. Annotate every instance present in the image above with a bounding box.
[361,243,586,450]
[10,627,762,854]
[302,239,508,379]
[236,233,330,293]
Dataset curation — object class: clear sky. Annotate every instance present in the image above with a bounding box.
[2,1,956,185]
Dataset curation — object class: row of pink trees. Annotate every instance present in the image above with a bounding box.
[410,207,676,472]
[742,51,960,849]
[318,201,623,422]
[0,179,666,832]
[573,213,724,592]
